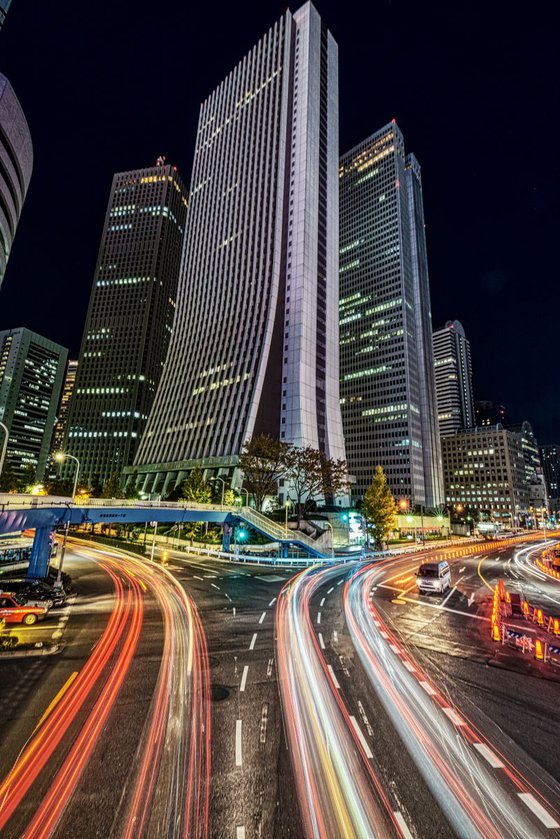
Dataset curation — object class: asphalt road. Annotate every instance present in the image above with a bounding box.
[2,535,560,838]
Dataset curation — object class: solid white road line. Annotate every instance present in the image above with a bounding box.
[240,665,249,692]
[327,664,341,689]
[318,632,326,649]
[249,633,257,651]
[518,793,560,829]
[440,585,457,607]
[258,611,266,624]
[349,716,373,759]
[393,811,414,839]
[420,681,437,696]
[442,707,465,726]
[235,720,243,767]
[473,742,504,769]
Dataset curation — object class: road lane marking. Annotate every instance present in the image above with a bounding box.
[420,681,437,696]
[240,665,249,692]
[394,811,414,839]
[258,611,266,624]
[268,597,276,607]
[193,575,204,581]
[440,585,457,607]
[459,567,466,573]
[327,664,341,689]
[442,707,465,726]
[320,597,325,607]
[397,595,488,621]
[235,720,243,766]
[211,583,220,590]
[249,633,257,650]
[389,644,400,654]
[337,579,343,586]
[473,742,504,768]
[467,593,475,607]
[518,793,560,828]
[349,716,373,758]
[318,632,326,649]
[403,661,416,673]
[327,587,334,594]
[34,671,78,732]
[477,557,493,591]
[317,612,321,624]
[236,828,246,839]
[380,631,389,639]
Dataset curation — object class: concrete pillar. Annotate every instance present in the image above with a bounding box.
[28,526,54,580]
[222,523,232,552]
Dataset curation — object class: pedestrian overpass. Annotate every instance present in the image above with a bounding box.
[0,494,331,578]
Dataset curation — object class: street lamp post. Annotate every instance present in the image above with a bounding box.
[237,487,249,507]
[0,420,8,483]
[212,476,226,506]
[54,452,81,588]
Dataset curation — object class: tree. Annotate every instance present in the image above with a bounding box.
[181,467,212,503]
[0,456,19,492]
[18,463,37,493]
[102,473,122,499]
[44,475,74,497]
[362,466,398,550]
[238,434,288,511]
[123,470,140,499]
[283,446,350,526]
[90,474,104,498]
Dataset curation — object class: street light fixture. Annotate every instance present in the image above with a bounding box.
[323,520,335,560]
[284,498,292,538]
[0,420,8,483]
[53,451,81,588]
[237,486,249,507]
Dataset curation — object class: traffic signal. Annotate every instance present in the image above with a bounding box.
[237,528,248,541]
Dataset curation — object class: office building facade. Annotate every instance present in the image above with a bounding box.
[441,425,529,523]
[509,421,547,513]
[64,162,188,486]
[132,2,346,496]
[433,320,474,436]
[476,400,507,427]
[51,359,78,455]
[0,72,33,291]
[0,327,67,481]
[339,122,443,506]
[540,444,560,513]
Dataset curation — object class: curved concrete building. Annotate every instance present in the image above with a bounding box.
[0,72,33,291]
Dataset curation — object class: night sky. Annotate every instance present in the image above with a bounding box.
[0,1,557,441]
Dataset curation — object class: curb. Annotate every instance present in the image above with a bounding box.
[0,642,61,660]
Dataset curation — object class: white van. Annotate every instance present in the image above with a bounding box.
[416,560,451,595]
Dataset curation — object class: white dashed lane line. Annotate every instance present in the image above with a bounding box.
[249,633,257,651]
[258,611,266,624]
[318,632,325,649]
[473,742,504,769]
[518,793,560,829]
[349,715,373,759]
[317,612,321,624]
[441,707,465,727]
[240,665,249,692]
[327,664,340,689]
[235,720,243,767]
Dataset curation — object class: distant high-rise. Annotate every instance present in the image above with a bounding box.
[540,444,560,511]
[0,327,67,481]
[51,359,78,455]
[476,400,508,427]
[0,72,33,291]
[64,162,188,486]
[339,122,443,507]
[433,320,474,436]
[132,2,346,497]
[0,1,12,30]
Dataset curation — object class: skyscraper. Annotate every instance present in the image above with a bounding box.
[51,359,78,456]
[0,72,33,292]
[540,444,560,513]
[433,320,474,436]
[339,122,443,507]
[131,2,345,496]
[64,161,188,486]
[0,0,12,31]
[0,327,67,481]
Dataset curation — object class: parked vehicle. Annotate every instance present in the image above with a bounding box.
[416,560,451,595]
[0,593,48,625]
[1,578,64,607]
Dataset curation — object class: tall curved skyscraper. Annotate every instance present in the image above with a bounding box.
[132,2,346,496]
[0,72,33,292]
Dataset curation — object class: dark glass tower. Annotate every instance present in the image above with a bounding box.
[0,327,67,481]
[64,162,188,486]
[339,122,443,507]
